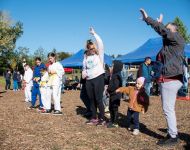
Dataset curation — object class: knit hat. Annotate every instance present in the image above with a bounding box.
[137,77,145,85]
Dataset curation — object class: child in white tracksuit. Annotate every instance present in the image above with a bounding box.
[40,68,51,113]
[23,64,33,102]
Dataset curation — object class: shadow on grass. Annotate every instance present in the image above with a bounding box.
[158,128,190,149]
[117,112,164,139]
[75,106,91,119]
[0,91,7,94]
[76,106,87,115]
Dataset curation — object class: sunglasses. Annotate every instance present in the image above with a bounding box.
[89,48,95,51]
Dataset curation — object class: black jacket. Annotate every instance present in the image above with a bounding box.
[145,17,185,78]
[107,60,123,101]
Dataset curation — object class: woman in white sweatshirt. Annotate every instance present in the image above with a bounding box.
[82,27,105,125]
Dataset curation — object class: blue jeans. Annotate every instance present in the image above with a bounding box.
[144,82,152,96]
[160,80,182,138]
[126,108,140,129]
[31,85,43,107]
[13,80,18,90]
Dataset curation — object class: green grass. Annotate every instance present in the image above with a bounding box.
[0,76,5,87]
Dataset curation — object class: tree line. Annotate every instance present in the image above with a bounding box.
[0,11,71,75]
[0,11,190,75]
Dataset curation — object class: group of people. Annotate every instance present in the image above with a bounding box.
[80,27,149,135]
[23,53,65,115]
[4,69,23,91]
[3,8,186,148]
[79,8,186,147]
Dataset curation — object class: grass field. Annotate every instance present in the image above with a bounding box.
[0,76,5,86]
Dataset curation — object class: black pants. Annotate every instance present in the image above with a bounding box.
[5,79,11,90]
[80,83,91,113]
[109,99,120,124]
[86,74,105,119]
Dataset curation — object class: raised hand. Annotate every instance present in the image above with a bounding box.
[89,27,95,35]
[157,14,163,23]
[140,8,148,20]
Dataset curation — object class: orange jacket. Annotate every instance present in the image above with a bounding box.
[118,86,149,113]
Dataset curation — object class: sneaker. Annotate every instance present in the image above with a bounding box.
[27,106,35,110]
[83,111,92,118]
[104,106,109,113]
[105,112,110,118]
[37,107,44,111]
[96,119,106,126]
[107,122,118,128]
[127,125,134,131]
[41,109,51,114]
[25,99,29,102]
[157,134,179,146]
[53,110,63,115]
[132,129,139,135]
[86,119,99,125]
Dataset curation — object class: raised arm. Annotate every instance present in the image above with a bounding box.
[140,9,176,41]
[90,27,104,63]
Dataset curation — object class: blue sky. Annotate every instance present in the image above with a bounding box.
[1,0,190,56]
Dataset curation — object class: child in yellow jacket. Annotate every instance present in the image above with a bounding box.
[116,77,149,135]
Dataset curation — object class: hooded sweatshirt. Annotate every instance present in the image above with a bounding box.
[107,60,123,101]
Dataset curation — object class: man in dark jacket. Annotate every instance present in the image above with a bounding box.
[138,57,152,96]
[107,60,123,128]
[140,9,185,146]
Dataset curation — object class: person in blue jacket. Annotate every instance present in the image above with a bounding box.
[29,57,46,109]
[137,57,153,96]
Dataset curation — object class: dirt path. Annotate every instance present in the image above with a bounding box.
[0,89,189,150]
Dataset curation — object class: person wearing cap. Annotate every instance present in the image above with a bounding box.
[116,77,149,135]
[140,9,185,146]
[82,27,105,126]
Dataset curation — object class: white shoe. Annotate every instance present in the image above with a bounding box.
[105,112,110,118]
[104,106,109,113]
[127,125,134,131]
[132,129,139,135]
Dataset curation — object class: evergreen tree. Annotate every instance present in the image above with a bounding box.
[173,17,190,43]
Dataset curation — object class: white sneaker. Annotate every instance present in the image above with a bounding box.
[132,129,139,135]
[127,125,134,131]
[104,106,109,113]
[105,112,110,118]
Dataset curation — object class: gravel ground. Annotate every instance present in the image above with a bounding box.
[0,89,189,150]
